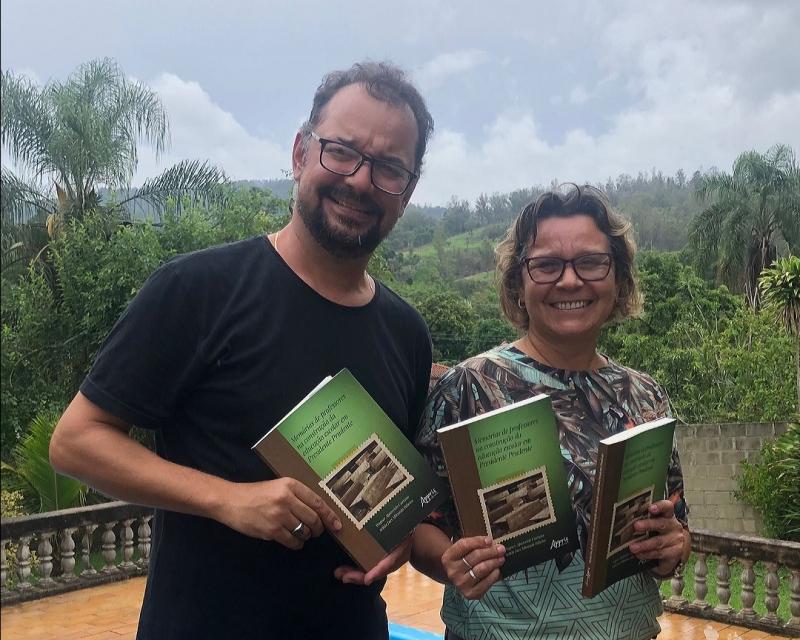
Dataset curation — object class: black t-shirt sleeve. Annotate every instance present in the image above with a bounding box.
[80,259,207,430]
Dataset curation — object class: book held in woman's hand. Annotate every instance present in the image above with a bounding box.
[582,416,677,598]
[436,394,579,577]
[252,368,448,571]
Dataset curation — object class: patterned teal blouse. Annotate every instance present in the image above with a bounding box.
[415,345,688,640]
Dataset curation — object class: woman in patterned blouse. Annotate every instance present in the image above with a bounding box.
[410,185,690,640]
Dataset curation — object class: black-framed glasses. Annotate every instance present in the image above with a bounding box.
[310,131,417,196]
[522,253,613,284]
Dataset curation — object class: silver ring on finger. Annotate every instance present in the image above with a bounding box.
[290,522,307,540]
[468,568,478,582]
[462,556,473,570]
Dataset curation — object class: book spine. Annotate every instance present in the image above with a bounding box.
[582,441,623,598]
[583,444,606,597]
[438,429,485,538]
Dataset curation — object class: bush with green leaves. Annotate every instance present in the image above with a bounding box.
[736,423,800,541]
[759,255,800,411]
[1,188,289,462]
[1,409,88,513]
[411,290,478,364]
[602,252,795,423]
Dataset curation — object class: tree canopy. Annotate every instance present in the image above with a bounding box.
[1,59,227,271]
[691,144,799,308]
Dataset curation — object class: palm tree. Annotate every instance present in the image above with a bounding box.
[1,58,226,263]
[759,255,800,411]
[691,144,800,308]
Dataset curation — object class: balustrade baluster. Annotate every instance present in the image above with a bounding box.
[1,503,155,605]
[81,524,98,577]
[762,561,780,624]
[788,569,800,629]
[60,528,77,582]
[692,552,710,609]
[714,554,733,614]
[15,535,33,590]
[738,559,756,619]
[120,519,135,569]
[37,531,55,586]
[668,561,686,606]
[0,539,8,592]
[137,515,152,568]
[101,521,118,573]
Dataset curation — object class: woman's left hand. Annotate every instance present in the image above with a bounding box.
[629,499,687,577]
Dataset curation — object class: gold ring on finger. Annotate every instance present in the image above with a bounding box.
[462,556,473,570]
[468,568,478,582]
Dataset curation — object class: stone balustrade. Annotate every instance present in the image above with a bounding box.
[3,506,800,637]
[663,528,800,636]
[1,501,153,606]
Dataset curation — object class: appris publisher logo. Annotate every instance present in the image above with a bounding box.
[550,536,570,550]
[420,488,438,507]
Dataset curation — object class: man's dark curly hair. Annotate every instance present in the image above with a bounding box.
[300,61,434,173]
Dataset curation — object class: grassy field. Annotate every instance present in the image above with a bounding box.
[407,229,497,258]
[658,555,792,621]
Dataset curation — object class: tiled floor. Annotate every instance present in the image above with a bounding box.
[0,566,788,639]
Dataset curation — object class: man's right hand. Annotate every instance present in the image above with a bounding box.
[50,393,343,552]
[216,477,343,550]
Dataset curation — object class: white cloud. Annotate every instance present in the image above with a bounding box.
[414,83,800,204]
[133,73,290,185]
[414,49,489,91]
[568,85,590,105]
[411,1,800,205]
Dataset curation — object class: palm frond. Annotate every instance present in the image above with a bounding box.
[1,70,54,177]
[759,256,800,337]
[1,410,87,512]
[1,167,57,225]
[116,159,228,214]
[689,200,731,255]
[694,171,744,203]
[3,59,176,224]
[112,73,170,159]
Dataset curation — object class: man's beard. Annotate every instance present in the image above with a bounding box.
[296,184,385,258]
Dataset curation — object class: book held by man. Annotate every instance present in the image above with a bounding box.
[582,416,677,598]
[436,394,579,577]
[252,368,448,571]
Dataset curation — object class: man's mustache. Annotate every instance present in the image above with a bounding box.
[321,185,382,218]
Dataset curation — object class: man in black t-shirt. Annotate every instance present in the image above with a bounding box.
[50,62,434,640]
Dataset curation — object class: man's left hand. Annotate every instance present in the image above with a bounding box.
[333,535,413,586]
[629,499,687,577]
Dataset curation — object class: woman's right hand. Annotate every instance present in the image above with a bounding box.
[441,536,505,599]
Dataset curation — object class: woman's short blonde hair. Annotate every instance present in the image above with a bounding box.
[496,184,643,331]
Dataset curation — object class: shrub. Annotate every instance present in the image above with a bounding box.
[736,423,800,541]
[1,409,88,513]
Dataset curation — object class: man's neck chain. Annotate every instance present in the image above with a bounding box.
[272,230,375,298]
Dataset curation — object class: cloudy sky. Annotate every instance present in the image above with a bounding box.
[2,0,799,206]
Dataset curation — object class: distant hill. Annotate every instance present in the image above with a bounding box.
[233,179,293,199]
[405,203,447,219]
[95,179,292,221]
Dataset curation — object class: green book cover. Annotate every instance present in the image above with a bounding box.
[582,417,677,598]
[437,394,579,577]
[252,368,448,571]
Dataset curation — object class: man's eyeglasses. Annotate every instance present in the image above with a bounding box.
[310,131,417,196]
[522,253,613,284]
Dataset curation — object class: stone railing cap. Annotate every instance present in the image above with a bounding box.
[1,501,153,540]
